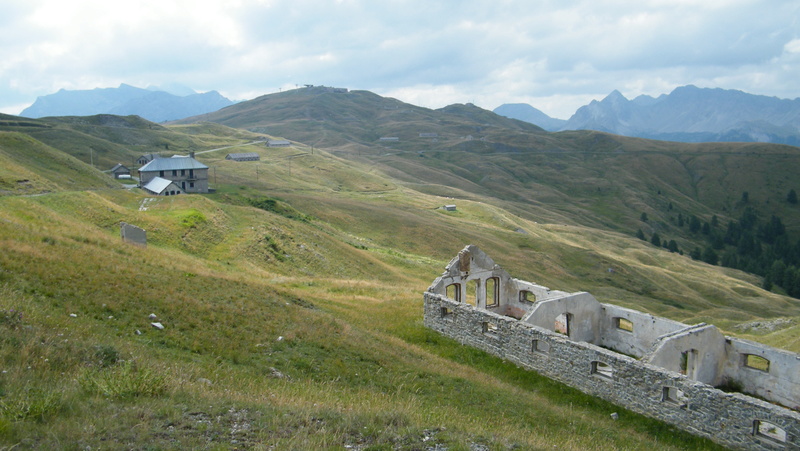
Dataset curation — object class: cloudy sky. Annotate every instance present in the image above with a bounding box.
[1,0,798,118]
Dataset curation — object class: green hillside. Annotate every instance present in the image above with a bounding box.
[0,100,798,448]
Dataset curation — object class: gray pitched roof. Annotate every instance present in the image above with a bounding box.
[226,152,260,160]
[142,177,179,194]
[139,155,208,172]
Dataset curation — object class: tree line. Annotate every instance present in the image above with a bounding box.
[637,189,800,298]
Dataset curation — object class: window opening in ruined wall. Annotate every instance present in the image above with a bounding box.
[661,387,687,405]
[519,290,535,303]
[446,283,461,303]
[591,361,613,379]
[679,349,699,379]
[532,339,550,354]
[466,279,478,307]
[615,317,633,333]
[753,420,787,444]
[554,313,571,336]
[743,354,770,372]
[486,277,499,308]
[482,321,498,335]
[440,306,453,319]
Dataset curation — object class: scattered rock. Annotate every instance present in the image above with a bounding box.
[148,313,158,320]
[69,313,77,318]
[151,322,164,330]
[197,378,213,386]
[269,367,289,379]
[734,318,794,332]
[610,412,619,420]
[277,336,284,341]
[135,329,142,335]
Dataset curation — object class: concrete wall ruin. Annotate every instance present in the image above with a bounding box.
[424,245,799,450]
[120,222,146,247]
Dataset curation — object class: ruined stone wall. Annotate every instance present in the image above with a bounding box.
[424,293,800,450]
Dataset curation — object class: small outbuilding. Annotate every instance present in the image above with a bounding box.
[136,153,162,166]
[142,177,183,196]
[268,140,291,147]
[226,152,260,161]
[110,163,131,179]
[443,205,457,211]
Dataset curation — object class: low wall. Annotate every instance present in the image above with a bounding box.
[424,293,800,450]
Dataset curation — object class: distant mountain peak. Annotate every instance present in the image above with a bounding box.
[21,84,233,122]
[496,85,800,145]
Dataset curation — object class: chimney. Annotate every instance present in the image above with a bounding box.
[189,151,195,159]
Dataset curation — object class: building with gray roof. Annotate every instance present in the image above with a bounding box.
[138,152,209,193]
[226,152,260,161]
[142,177,183,196]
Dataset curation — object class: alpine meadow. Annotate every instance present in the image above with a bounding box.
[1,86,799,449]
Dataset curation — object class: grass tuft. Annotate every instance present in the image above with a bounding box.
[79,361,167,399]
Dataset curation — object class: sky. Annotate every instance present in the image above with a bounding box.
[1,0,798,119]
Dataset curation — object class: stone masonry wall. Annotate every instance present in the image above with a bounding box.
[424,293,800,450]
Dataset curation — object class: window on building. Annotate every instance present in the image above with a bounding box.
[482,321,498,335]
[465,279,478,307]
[743,354,770,372]
[189,169,194,178]
[680,349,698,378]
[554,313,571,336]
[753,420,787,444]
[440,307,453,319]
[159,170,164,177]
[181,169,185,176]
[661,386,687,405]
[519,290,536,303]
[486,277,499,307]
[445,283,461,302]
[615,317,634,333]
[172,170,177,176]
[190,182,194,188]
[591,361,613,379]
[532,339,550,354]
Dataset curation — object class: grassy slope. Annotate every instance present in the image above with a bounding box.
[0,107,797,448]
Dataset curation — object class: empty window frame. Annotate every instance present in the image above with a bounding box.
[554,313,571,336]
[519,290,536,303]
[440,306,453,319]
[753,420,787,444]
[532,339,550,354]
[465,279,479,307]
[485,277,499,307]
[680,349,698,378]
[743,354,770,372]
[615,317,634,333]
[661,386,687,405]
[591,361,613,379]
[482,321,498,335]
[445,283,461,302]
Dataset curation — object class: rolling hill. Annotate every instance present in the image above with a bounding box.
[0,95,798,448]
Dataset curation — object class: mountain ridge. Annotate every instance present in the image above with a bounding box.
[495,85,800,145]
[21,83,235,123]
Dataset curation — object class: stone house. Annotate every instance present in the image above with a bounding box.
[110,163,131,179]
[138,152,209,193]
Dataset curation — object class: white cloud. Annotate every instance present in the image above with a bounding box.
[1,0,798,117]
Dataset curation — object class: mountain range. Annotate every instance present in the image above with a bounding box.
[20,83,235,123]
[494,85,800,146]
